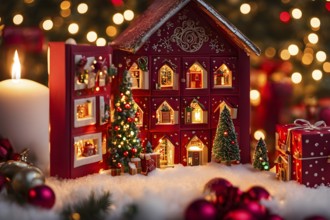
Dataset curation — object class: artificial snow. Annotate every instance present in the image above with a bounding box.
[0,162,329,220]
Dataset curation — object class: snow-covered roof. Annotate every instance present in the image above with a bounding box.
[111,0,260,56]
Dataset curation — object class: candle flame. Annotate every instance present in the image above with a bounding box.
[11,50,21,81]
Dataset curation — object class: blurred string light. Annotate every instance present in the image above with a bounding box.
[291,8,302,19]
[86,31,97,42]
[323,62,330,73]
[288,44,299,56]
[68,23,79,34]
[312,69,322,81]
[254,130,266,141]
[123,10,134,21]
[310,17,320,30]
[13,14,23,25]
[291,72,302,84]
[106,25,117,37]
[77,3,88,14]
[250,89,261,106]
[279,11,290,23]
[316,51,326,62]
[113,13,124,25]
[240,3,251,14]
[96,38,107,46]
[42,19,53,31]
[307,33,318,44]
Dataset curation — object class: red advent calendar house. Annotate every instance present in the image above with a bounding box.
[49,0,260,178]
[111,0,260,166]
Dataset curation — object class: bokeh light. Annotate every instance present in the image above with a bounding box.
[315,51,326,62]
[42,19,53,31]
[291,8,302,19]
[77,3,88,14]
[250,89,261,106]
[288,44,299,56]
[279,11,290,23]
[123,10,134,21]
[291,72,302,84]
[96,38,107,46]
[106,25,118,37]
[13,14,23,25]
[86,31,97,42]
[113,13,124,25]
[312,69,322,81]
[254,130,266,141]
[68,23,79,34]
[307,33,319,44]
[240,3,251,14]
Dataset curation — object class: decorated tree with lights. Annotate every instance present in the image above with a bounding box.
[253,138,270,171]
[212,106,240,165]
[108,70,142,171]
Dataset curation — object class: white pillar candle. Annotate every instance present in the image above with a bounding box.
[0,51,49,172]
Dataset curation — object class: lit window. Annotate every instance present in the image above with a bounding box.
[186,62,207,89]
[134,103,143,127]
[186,136,208,166]
[128,62,143,89]
[214,64,232,88]
[159,64,174,89]
[156,101,176,124]
[185,99,208,124]
[155,137,175,167]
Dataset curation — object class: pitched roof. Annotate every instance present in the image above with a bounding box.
[111,0,260,56]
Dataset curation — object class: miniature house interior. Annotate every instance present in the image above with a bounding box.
[154,137,175,168]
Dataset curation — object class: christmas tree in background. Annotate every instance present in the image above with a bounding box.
[253,138,270,171]
[145,141,153,153]
[108,70,142,171]
[212,106,240,166]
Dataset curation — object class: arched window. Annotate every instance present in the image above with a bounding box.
[134,103,143,127]
[128,62,143,89]
[159,64,174,89]
[185,99,208,124]
[156,101,177,124]
[214,64,232,88]
[186,136,208,166]
[155,137,175,167]
[186,62,207,89]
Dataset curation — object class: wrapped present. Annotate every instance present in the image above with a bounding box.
[128,162,137,175]
[130,157,142,171]
[110,168,122,176]
[140,154,156,175]
[275,119,330,187]
[140,153,160,168]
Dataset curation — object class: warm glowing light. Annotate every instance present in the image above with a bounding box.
[308,33,318,44]
[288,44,299,56]
[77,3,88,14]
[96,38,107,46]
[68,23,79,34]
[310,17,320,29]
[302,53,313,65]
[316,51,327,62]
[291,8,302,19]
[61,9,71,17]
[86,31,97,42]
[123,10,134,21]
[250,89,261,106]
[113,13,124,25]
[254,130,266,141]
[60,1,71,10]
[13,14,23,25]
[312,69,322,81]
[42,19,53,31]
[291,72,302,84]
[265,47,276,58]
[323,62,330,73]
[12,50,21,80]
[240,3,251,14]
[24,0,34,3]
[280,49,290,60]
[106,25,118,37]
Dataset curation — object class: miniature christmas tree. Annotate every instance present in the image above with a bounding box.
[253,138,270,171]
[145,141,153,153]
[212,106,240,165]
[108,70,142,171]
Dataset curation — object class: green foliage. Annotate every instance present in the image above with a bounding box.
[253,138,270,171]
[61,191,112,220]
[145,141,153,153]
[108,70,142,170]
[212,106,240,164]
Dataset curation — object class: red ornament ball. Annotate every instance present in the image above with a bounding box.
[131,148,137,154]
[223,208,256,220]
[124,103,131,109]
[245,186,271,201]
[184,199,217,220]
[127,117,133,122]
[203,177,233,206]
[116,107,122,112]
[123,151,129,157]
[27,185,56,209]
[114,126,120,131]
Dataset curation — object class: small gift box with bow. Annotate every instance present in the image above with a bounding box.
[275,119,330,188]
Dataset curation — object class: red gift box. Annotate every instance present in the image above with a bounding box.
[275,119,330,187]
[140,154,156,175]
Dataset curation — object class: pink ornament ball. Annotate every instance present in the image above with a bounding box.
[223,208,257,220]
[27,185,56,209]
[237,201,268,219]
[185,199,217,220]
[203,177,233,205]
[246,186,270,201]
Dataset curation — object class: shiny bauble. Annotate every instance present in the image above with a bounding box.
[11,166,45,196]
[237,201,268,219]
[245,186,271,201]
[203,177,233,206]
[0,160,30,179]
[27,185,56,209]
[184,199,217,220]
[223,208,257,220]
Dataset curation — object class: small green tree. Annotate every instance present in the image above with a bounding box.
[253,138,270,171]
[212,106,240,165]
[145,141,153,153]
[108,70,142,171]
